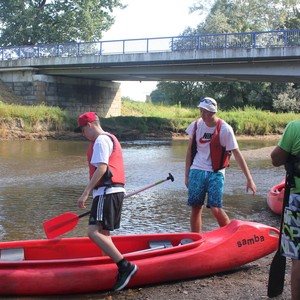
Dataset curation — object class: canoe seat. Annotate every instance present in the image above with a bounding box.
[149,239,194,249]
[149,240,173,249]
[180,238,194,245]
[0,248,24,261]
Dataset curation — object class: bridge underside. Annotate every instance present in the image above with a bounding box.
[24,47,300,83]
[0,46,299,115]
[37,59,300,83]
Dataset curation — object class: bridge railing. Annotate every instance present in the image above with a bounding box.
[0,29,299,61]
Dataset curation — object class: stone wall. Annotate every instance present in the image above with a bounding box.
[0,70,121,117]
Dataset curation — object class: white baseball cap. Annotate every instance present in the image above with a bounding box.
[197,97,217,113]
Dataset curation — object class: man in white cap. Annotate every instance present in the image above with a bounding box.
[185,97,257,232]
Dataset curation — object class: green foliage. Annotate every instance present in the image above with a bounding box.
[121,99,196,119]
[153,0,300,111]
[150,81,204,107]
[220,106,299,135]
[0,100,299,136]
[193,0,299,33]
[0,0,125,46]
[0,101,68,129]
[272,83,300,113]
[120,100,300,135]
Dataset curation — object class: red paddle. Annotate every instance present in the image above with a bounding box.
[43,173,174,239]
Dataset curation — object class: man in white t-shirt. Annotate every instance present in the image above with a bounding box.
[75,112,138,291]
[185,97,256,232]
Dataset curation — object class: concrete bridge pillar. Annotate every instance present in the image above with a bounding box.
[0,70,121,117]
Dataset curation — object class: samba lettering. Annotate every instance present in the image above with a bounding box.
[237,235,265,248]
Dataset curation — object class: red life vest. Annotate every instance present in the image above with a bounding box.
[87,133,125,187]
[191,118,231,172]
[209,119,231,172]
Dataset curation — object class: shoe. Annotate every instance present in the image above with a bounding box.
[113,262,138,291]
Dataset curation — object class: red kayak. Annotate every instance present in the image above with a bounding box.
[267,178,285,215]
[0,220,279,296]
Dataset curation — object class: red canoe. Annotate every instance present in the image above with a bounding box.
[0,220,279,296]
[267,178,285,215]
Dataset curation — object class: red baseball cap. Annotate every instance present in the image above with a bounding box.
[74,112,99,132]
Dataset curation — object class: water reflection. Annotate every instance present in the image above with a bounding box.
[0,138,283,243]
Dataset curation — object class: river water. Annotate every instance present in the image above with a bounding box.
[0,138,284,243]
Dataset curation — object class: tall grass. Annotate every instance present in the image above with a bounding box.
[0,99,299,135]
[121,100,300,135]
[121,100,196,118]
[0,101,68,130]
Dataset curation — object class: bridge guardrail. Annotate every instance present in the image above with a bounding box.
[0,29,299,61]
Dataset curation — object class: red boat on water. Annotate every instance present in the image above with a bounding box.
[0,220,279,296]
[267,178,285,215]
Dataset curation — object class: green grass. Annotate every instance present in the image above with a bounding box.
[121,100,196,118]
[120,100,299,135]
[0,99,299,136]
[0,101,69,131]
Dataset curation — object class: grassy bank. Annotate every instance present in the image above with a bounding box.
[0,100,299,137]
[117,100,299,136]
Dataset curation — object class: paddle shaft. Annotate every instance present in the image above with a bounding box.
[267,174,290,298]
[43,173,174,238]
[76,172,174,219]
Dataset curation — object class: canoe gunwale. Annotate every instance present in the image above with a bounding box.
[0,233,204,266]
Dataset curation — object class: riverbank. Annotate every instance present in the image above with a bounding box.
[0,118,282,142]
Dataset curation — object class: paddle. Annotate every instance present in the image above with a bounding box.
[43,173,174,239]
[267,173,290,298]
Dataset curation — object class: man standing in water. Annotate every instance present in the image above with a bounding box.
[74,112,138,291]
[185,97,256,232]
[271,120,300,300]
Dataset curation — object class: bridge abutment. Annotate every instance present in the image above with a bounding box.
[0,70,121,117]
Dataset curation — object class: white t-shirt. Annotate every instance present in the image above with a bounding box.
[185,118,238,173]
[91,133,126,197]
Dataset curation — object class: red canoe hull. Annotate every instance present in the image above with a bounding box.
[0,220,279,296]
[267,179,285,215]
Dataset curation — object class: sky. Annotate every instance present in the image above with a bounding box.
[102,0,202,101]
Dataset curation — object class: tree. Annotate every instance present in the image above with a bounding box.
[155,0,300,110]
[150,81,204,107]
[273,83,300,113]
[0,0,125,46]
[190,0,300,33]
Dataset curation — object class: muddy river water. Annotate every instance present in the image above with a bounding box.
[0,138,284,242]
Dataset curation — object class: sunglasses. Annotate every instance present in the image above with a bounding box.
[200,98,216,106]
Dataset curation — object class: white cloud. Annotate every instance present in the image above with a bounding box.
[102,0,202,101]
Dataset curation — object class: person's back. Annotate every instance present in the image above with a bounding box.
[271,120,300,300]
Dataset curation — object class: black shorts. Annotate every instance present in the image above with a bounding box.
[89,192,124,231]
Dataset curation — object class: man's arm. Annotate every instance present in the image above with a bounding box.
[232,148,256,194]
[271,146,289,167]
[185,138,193,188]
[78,163,107,209]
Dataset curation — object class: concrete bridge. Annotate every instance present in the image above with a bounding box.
[0,29,299,117]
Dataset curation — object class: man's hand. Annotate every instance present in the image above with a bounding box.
[78,193,89,209]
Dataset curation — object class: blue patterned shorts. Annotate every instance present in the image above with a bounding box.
[187,169,224,207]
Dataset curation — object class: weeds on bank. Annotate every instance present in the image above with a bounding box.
[0,100,299,135]
[0,101,68,130]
